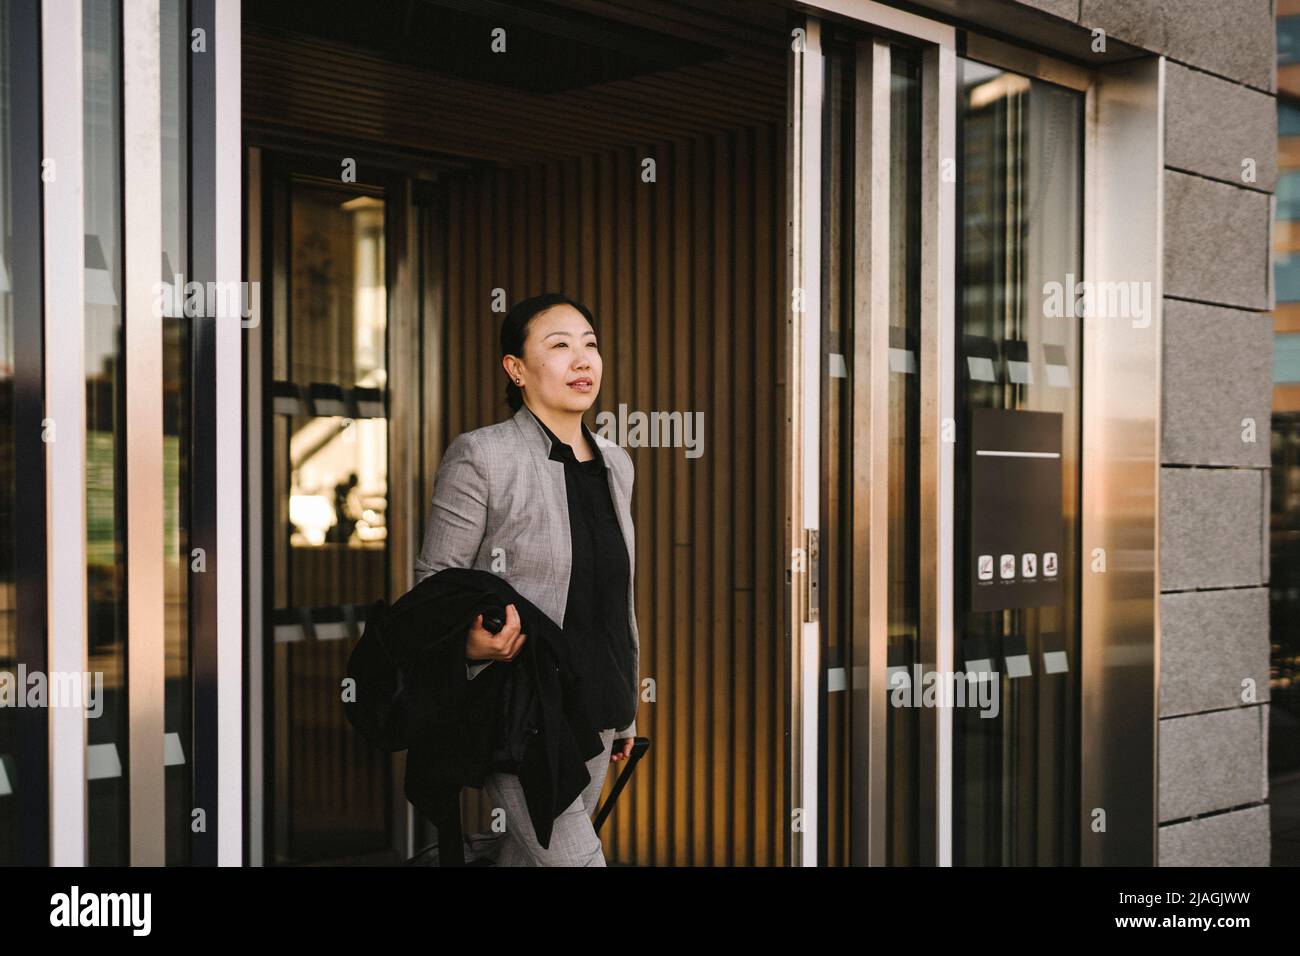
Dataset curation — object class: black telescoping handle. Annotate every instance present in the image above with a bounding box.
[592,736,650,834]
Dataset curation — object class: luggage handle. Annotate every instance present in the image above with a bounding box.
[592,736,650,834]
[405,736,650,864]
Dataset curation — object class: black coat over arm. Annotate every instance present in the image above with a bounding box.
[346,567,604,865]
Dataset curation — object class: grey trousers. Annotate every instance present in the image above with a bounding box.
[481,727,616,866]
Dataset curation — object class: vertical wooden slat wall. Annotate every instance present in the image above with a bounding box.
[438,127,786,865]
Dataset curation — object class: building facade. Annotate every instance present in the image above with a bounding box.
[0,0,1283,866]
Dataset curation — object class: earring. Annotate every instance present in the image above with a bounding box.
[514,379,521,385]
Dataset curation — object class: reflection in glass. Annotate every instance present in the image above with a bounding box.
[268,181,390,863]
[820,29,853,865]
[954,58,1083,865]
[84,0,127,866]
[1270,418,1300,866]
[1270,55,1300,867]
[161,0,192,866]
[0,0,17,865]
[885,46,922,866]
[819,35,922,865]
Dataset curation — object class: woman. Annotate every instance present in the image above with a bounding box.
[413,292,640,866]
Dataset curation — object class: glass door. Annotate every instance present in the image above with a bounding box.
[261,155,402,865]
[952,57,1085,866]
[817,24,927,866]
[810,6,1091,867]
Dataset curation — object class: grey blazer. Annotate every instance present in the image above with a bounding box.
[414,403,639,740]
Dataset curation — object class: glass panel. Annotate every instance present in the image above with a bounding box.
[1271,65,1300,868]
[268,178,391,864]
[1269,415,1300,866]
[160,0,191,866]
[0,0,17,865]
[954,58,1084,865]
[885,45,922,866]
[819,27,853,865]
[818,32,922,865]
[84,0,127,866]
[816,24,857,868]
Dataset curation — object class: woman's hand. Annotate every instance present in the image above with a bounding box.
[611,737,634,763]
[464,602,527,662]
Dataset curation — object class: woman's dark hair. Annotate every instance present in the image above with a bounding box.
[499,292,597,411]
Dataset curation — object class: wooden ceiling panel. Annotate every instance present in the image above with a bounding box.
[243,0,789,167]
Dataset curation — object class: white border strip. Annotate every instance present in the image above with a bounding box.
[215,0,244,866]
[42,0,88,868]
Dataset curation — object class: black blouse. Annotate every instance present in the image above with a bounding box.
[527,407,637,732]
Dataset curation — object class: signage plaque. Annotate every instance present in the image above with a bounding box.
[968,407,1064,612]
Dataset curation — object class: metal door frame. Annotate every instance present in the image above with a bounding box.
[789,0,1161,866]
[788,0,958,869]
